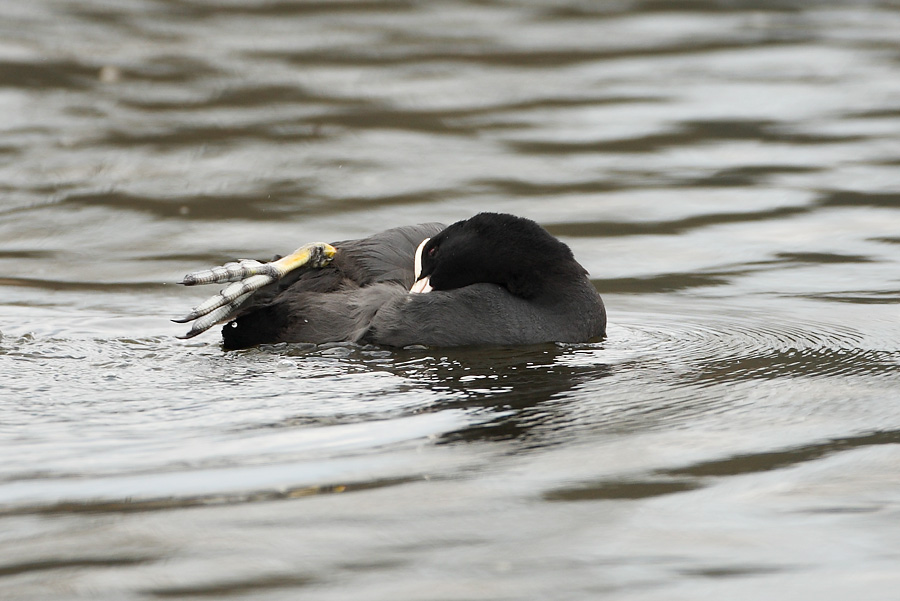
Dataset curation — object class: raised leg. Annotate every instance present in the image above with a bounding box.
[174,242,336,339]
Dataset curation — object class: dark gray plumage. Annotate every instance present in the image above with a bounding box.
[221,214,606,350]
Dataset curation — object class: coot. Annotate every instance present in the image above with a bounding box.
[175,213,606,349]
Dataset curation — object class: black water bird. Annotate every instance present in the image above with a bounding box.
[175,213,606,349]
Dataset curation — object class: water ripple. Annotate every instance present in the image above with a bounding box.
[609,304,895,384]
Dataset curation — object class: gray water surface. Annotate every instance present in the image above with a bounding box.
[2,1,900,599]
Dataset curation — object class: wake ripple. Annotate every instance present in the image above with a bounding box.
[605,302,897,384]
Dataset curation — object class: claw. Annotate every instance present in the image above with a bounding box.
[175,291,254,339]
[175,242,337,339]
[173,274,274,323]
[181,259,271,286]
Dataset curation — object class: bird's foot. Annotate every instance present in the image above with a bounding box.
[174,242,336,339]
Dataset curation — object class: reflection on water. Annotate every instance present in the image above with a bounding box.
[2,0,900,599]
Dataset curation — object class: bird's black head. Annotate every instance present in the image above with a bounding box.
[411,212,585,299]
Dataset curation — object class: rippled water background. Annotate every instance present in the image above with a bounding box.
[2,1,900,599]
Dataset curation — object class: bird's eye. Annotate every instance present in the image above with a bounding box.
[428,246,437,257]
